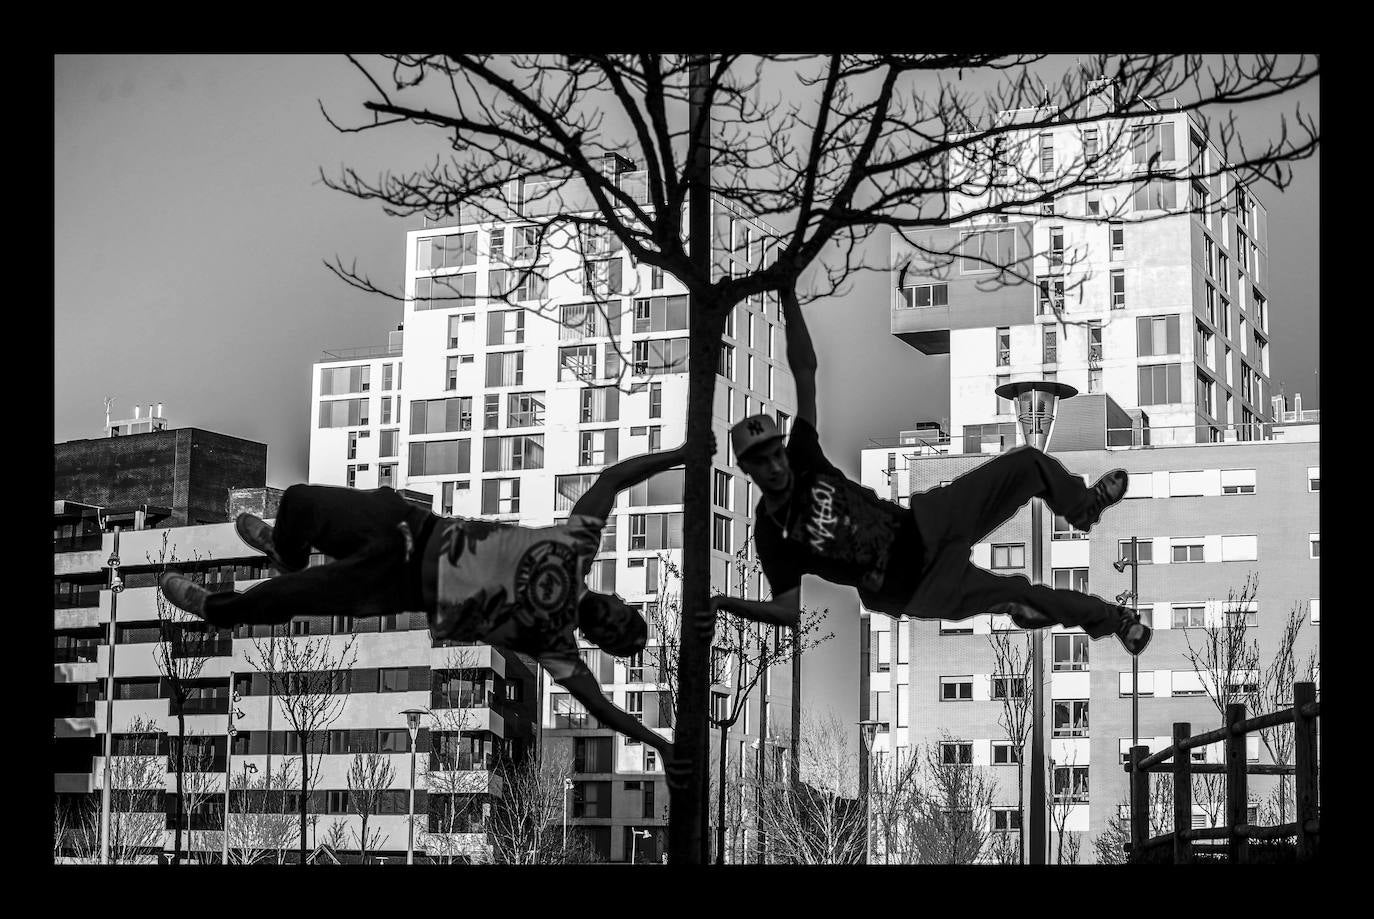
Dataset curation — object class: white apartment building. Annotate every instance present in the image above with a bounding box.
[892,100,1276,452]
[308,162,799,862]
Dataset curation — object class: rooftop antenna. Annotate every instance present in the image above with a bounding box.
[103,396,113,434]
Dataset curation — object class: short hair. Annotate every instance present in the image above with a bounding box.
[577,592,648,657]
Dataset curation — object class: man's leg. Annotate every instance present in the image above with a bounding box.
[201,537,407,627]
[931,446,1100,546]
[949,562,1125,639]
[270,484,421,567]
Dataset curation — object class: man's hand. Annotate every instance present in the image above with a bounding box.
[697,595,724,641]
[671,431,717,463]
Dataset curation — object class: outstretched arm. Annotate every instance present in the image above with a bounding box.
[780,287,818,429]
[556,668,673,757]
[696,588,801,639]
[571,434,716,520]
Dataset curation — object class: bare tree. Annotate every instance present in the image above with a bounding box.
[907,733,998,864]
[1092,774,1174,865]
[866,746,925,864]
[322,818,349,853]
[173,732,228,863]
[486,746,589,864]
[1047,750,1084,865]
[226,758,300,865]
[149,530,221,864]
[242,630,359,864]
[649,550,831,862]
[1181,575,1261,827]
[422,645,490,863]
[346,752,397,863]
[987,627,1034,863]
[323,54,1317,859]
[1255,601,1319,826]
[754,711,866,865]
[57,716,166,864]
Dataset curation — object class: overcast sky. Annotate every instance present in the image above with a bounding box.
[53,55,1319,729]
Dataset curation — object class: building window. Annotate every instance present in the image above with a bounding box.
[482,434,545,472]
[417,231,477,270]
[1220,469,1256,495]
[1120,670,1156,698]
[1051,568,1088,593]
[1309,533,1319,559]
[990,675,1026,700]
[1035,276,1064,316]
[959,227,1016,273]
[991,543,1025,569]
[579,429,620,467]
[377,463,397,488]
[992,807,1022,832]
[1042,327,1057,364]
[1118,539,1153,565]
[1172,604,1206,629]
[939,619,974,635]
[629,513,683,551]
[995,374,1012,416]
[1307,467,1320,492]
[1138,363,1183,405]
[573,781,612,819]
[1171,540,1205,563]
[414,273,476,311]
[712,514,732,554]
[1137,315,1180,357]
[1053,765,1090,803]
[1131,178,1177,212]
[319,398,370,429]
[940,677,973,701]
[480,478,520,515]
[993,327,1011,367]
[1051,514,1087,541]
[1048,226,1065,268]
[632,338,689,377]
[408,439,472,477]
[1053,700,1090,737]
[1310,599,1320,625]
[940,742,974,766]
[991,742,1023,766]
[1052,633,1090,672]
[411,397,473,435]
[897,283,949,309]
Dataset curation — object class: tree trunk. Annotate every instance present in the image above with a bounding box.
[667,54,717,866]
[298,736,309,864]
[361,812,369,864]
[1017,758,1025,865]
[173,710,185,864]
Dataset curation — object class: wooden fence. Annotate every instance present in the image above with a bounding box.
[1123,681,1319,864]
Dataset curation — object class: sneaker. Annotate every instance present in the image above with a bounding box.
[235,513,291,570]
[1067,469,1129,533]
[159,572,212,619]
[1115,610,1152,656]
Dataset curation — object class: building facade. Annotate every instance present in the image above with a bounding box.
[307,164,798,862]
[892,104,1276,452]
[857,400,1319,862]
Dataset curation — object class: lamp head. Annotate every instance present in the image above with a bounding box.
[1113,558,1128,573]
[400,708,426,734]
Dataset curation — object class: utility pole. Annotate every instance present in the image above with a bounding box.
[99,525,123,865]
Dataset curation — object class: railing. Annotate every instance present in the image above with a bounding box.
[320,344,403,362]
[1124,682,1319,864]
[54,534,103,553]
[1106,420,1315,448]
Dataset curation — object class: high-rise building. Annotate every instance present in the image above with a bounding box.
[308,163,798,862]
[857,99,1315,862]
[892,102,1275,451]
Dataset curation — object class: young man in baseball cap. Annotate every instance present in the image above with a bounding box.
[160,440,713,781]
[709,289,1150,656]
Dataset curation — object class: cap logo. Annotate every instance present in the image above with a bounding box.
[747,420,765,436]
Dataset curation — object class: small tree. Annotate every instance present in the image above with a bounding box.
[1092,774,1173,865]
[754,711,866,865]
[486,746,576,865]
[58,715,166,863]
[908,733,998,865]
[1255,601,1318,826]
[226,759,300,865]
[866,745,925,864]
[987,627,1035,863]
[347,752,397,862]
[243,629,359,864]
[1047,750,1083,865]
[149,531,220,865]
[422,645,489,863]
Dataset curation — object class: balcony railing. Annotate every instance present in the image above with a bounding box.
[54,534,103,553]
[1106,420,1313,448]
[320,344,403,362]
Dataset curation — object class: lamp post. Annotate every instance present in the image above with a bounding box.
[222,679,246,865]
[995,380,1076,866]
[1115,538,1144,792]
[630,827,652,864]
[400,708,426,865]
[857,719,883,865]
[562,777,573,849]
[99,525,123,865]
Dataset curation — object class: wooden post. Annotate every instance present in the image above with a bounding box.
[1225,703,1249,864]
[1129,746,1149,863]
[1293,681,1318,862]
[1171,722,1192,865]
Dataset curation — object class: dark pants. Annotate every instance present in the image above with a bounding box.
[908,446,1122,639]
[203,484,431,627]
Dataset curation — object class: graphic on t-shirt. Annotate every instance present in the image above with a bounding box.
[789,470,898,592]
[515,541,578,613]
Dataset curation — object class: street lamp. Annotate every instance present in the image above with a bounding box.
[562,777,574,849]
[222,681,246,865]
[995,379,1076,867]
[99,525,123,866]
[400,708,426,865]
[629,827,652,864]
[1115,538,1145,792]
[857,719,884,865]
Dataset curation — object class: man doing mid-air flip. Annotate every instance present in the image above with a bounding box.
[160,440,716,776]
[706,289,1151,656]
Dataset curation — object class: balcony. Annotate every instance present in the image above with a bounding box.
[54,533,103,554]
[320,344,403,362]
